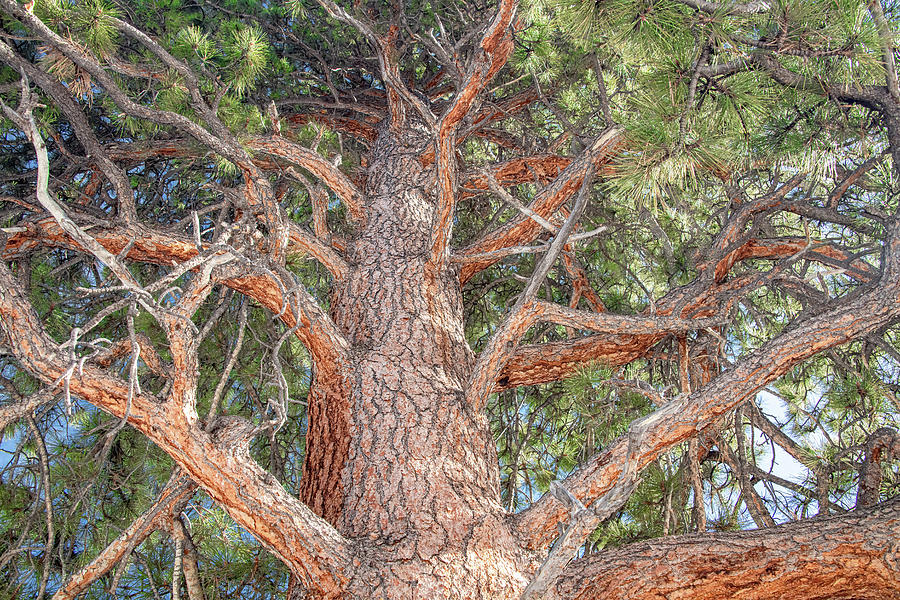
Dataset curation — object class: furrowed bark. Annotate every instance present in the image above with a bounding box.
[289,122,535,597]
[856,427,900,508]
[513,220,900,550]
[554,495,900,600]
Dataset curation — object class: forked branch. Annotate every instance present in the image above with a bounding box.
[430,0,519,265]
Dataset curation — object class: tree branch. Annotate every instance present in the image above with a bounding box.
[245,136,365,225]
[1,216,350,379]
[856,427,900,508]
[467,167,594,411]
[494,274,756,391]
[495,222,880,392]
[533,301,724,336]
[553,496,900,600]
[672,0,772,15]
[513,220,900,550]
[866,0,900,104]
[313,0,435,127]
[0,40,136,223]
[0,263,354,595]
[1,2,287,251]
[430,0,518,266]
[52,472,197,600]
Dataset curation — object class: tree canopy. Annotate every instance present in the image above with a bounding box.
[0,0,899,598]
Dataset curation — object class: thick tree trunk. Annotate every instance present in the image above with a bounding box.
[299,122,531,597]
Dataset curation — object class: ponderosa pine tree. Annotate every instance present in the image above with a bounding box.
[1,0,900,597]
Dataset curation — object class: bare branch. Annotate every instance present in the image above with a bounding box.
[459,127,623,283]
[0,263,354,594]
[25,415,53,600]
[467,168,594,411]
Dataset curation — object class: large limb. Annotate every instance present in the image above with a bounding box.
[496,229,881,390]
[467,255,725,411]
[0,334,164,432]
[553,495,900,600]
[494,274,756,391]
[244,136,365,224]
[468,171,595,411]
[457,154,573,200]
[513,219,900,551]
[0,263,353,596]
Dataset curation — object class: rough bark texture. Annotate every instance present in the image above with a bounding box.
[299,122,532,596]
[555,496,900,600]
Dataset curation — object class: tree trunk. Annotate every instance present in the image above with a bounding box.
[299,121,532,597]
